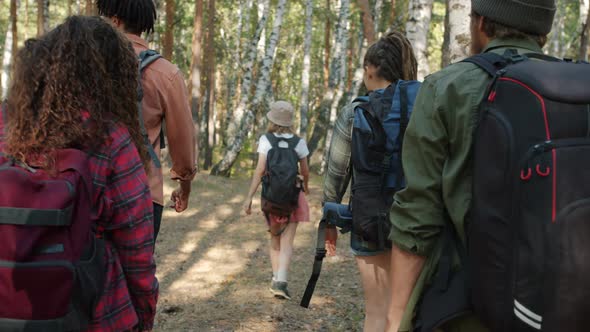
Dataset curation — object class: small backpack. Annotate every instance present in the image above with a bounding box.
[350,80,421,249]
[261,133,302,218]
[465,51,590,331]
[137,49,165,168]
[0,108,106,331]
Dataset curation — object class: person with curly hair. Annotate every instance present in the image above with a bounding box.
[0,16,158,331]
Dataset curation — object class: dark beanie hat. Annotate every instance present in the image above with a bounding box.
[472,0,556,35]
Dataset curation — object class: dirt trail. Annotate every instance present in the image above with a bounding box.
[154,173,364,331]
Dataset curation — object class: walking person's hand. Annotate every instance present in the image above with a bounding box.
[243,199,253,215]
[325,226,338,256]
[170,187,190,212]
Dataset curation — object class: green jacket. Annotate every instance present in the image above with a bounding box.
[389,38,543,332]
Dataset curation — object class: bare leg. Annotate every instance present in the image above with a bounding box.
[269,232,280,280]
[276,222,299,282]
[356,251,392,332]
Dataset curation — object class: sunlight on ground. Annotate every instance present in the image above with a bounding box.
[169,241,261,297]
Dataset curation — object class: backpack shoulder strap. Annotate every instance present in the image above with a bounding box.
[137,50,163,168]
[462,52,509,77]
[139,50,162,75]
[287,135,301,150]
[265,133,279,148]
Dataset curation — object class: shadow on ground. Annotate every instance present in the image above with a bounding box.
[153,172,364,332]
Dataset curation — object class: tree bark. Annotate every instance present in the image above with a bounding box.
[358,0,376,44]
[546,0,569,57]
[441,0,471,66]
[85,0,93,15]
[211,0,287,176]
[308,0,350,158]
[11,0,17,56]
[2,1,16,99]
[37,0,48,36]
[406,0,434,80]
[163,0,175,60]
[203,0,216,170]
[390,0,397,26]
[189,0,203,168]
[323,0,332,90]
[372,0,384,36]
[300,0,313,137]
[224,0,270,147]
[580,0,590,60]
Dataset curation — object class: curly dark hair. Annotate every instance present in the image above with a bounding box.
[4,16,150,170]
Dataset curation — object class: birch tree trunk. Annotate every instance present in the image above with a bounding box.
[189,0,203,167]
[299,0,313,137]
[323,0,332,90]
[224,0,270,147]
[2,19,15,99]
[547,0,566,57]
[10,0,17,57]
[358,0,376,44]
[579,1,590,60]
[308,0,350,158]
[406,0,434,80]
[372,0,384,37]
[203,0,216,170]
[211,0,287,176]
[441,0,471,66]
[163,0,175,60]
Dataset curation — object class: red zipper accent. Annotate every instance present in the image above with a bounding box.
[499,78,554,221]
[488,90,497,102]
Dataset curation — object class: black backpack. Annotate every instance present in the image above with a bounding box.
[261,133,301,218]
[350,81,420,249]
[466,51,590,331]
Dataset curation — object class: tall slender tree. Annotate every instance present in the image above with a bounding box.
[37,0,48,36]
[163,0,175,60]
[308,0,350,157]
[441,0,471,66]
[203,0,216,169]
[406,0,434,80]
[2,0,18,99]
[212,0,288,176]
[580,1,590,60]
[324,0,332,90]
[358,0,376,44]
[189,0,203,167]
[300,0,313,137]
[224,0,271,147]
[85,0,93,15]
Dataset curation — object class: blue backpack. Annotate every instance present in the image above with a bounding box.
[350,80,421,248]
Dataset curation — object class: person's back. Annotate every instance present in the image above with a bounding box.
[97,0,197,242]
[386,1,557,331]
[0,16,158,331]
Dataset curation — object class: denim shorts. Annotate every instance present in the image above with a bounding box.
[350,232,391,256]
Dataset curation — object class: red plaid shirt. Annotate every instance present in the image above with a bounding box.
[0,111,158,331]
[86,123,158,331]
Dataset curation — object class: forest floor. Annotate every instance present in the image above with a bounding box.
[153,171,365,332]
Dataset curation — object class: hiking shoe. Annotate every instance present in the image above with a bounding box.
[269,281,291,300]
